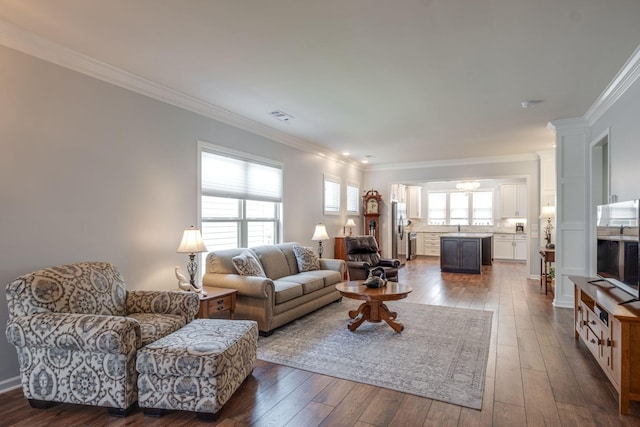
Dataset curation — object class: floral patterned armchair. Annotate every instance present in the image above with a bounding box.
[5,262,199,416]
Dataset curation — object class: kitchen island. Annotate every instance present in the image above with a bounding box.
[440,233,493,274]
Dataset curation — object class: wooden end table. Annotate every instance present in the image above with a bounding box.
[335,281,412,332]
[198,287,237,319]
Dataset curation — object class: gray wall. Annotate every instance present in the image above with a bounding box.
[364,159,540,277]
[0,45,362,388]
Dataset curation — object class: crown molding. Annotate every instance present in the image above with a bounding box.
[365,153,538,172]
[584,44,640,126]
[547,117,590,133]
[0,19,356,164]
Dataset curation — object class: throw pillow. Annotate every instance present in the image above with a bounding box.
[232,250,266,277]
[293,245,320,272]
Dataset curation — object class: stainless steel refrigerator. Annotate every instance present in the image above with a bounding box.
[391,201,407,263]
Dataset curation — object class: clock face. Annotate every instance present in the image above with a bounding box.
[367,198,379,214]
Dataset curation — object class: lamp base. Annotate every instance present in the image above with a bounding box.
[545,243,555,249]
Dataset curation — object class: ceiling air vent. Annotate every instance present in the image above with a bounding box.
[269,110,294,122]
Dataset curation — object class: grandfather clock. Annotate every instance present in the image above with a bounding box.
[363,189,382,248]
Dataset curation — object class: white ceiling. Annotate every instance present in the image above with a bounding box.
[1,0,640,166]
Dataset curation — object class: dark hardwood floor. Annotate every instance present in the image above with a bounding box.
[3,257,640,426]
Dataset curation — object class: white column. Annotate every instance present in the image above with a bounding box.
[548,118,590,308]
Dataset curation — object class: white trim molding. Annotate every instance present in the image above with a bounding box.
[0,19,361,168]
[366,153,539,172]
[0,375,21,394]
[584,44,640,125]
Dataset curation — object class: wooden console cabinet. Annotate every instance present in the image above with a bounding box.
[569,276,640,414]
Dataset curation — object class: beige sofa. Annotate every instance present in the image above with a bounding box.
[202,242,345,335]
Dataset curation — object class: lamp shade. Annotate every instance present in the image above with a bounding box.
[540,205,556,219]
[177,226,208,253]
[311,223,330,241]
[345,219,356,227]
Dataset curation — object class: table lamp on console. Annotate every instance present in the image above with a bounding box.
[176,225,208,294]
[311,223,330,258]
[540,205,556,249]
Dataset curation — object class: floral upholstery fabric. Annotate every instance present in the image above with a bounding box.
[137,319,258,414]
[232,250,266,277]
[292,245,320,272]
[4,262,200,411]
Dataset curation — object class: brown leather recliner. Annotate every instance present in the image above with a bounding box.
[345,235,400,281]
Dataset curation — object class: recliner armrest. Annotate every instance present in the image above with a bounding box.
[6,312,141,355]
[127,290,200,323]
[378,258,401,268]
[346,260,371,270]
[203,274,274,299]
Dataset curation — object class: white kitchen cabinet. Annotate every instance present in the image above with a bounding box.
[390,184,407,203]
[407,186,422,218]
[500,184,527,218]
[514,234,527,260]
[423,232,440,256]
[493,233,527,261]
[416,232,425,255]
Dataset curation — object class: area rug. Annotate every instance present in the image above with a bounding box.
[257,301,493,409]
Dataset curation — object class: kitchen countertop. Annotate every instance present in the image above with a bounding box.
[410,228,524,234]
[440,232,494,238]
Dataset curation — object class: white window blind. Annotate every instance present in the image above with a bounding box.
[324,174,341,214]
[346,182,359,214]
[472,191,493,225]
[450,192,470,225]
[428,192,447,225]
[201,150,282,202]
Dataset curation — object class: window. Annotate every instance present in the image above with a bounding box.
[427,190,494,225]
[472,191,493,225]
[199,143,282,252]
[449,192,469,225]
[346,182,360,215]
[324,174,341,215]
[428,192,447,225]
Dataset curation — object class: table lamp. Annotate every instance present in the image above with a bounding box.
[311,223,330,258]
[540,205,555,248]
[345,218,356,236]
[176,225,208,291]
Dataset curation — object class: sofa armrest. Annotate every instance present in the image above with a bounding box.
[126,290,200,324]
[378,258,401,268]
[6,312,140,355]
[319,258,346,275]
[202,274,274,299]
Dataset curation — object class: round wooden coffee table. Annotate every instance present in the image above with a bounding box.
[335,281,413,332]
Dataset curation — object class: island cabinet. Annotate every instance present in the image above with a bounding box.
[570,276,640,414]
[440,233,493,274]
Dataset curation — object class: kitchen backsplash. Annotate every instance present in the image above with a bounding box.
[408,219,526,234]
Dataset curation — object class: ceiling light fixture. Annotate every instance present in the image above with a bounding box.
[342,152,350,156]
[456,181,480,192]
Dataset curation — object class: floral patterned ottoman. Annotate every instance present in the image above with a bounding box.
[136,318,257,421]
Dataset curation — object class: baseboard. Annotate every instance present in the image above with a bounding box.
[0,376,22,394]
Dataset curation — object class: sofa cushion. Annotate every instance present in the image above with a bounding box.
[232,250,266,277]
[252,245,292,279]
[128,312,186,347]
[272,280,303,304]
[279,272,325,294]
[305,269,342,287]
[206,248,246,274]
[276,242,301,274]
[292,245,320,272]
